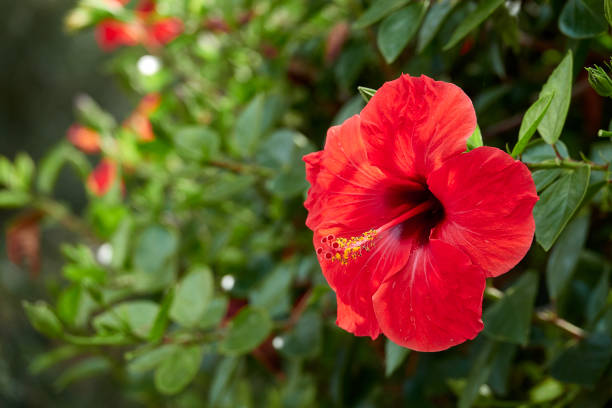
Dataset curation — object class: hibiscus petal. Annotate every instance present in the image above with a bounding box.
[360,74,476,181]
[372,240,486,352]
[428,146,538,277]
[304,115,407,233]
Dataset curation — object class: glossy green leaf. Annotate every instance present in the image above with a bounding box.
[199,296,229,329]
[444,0,505,50]
[220,307,272,355]
[354,0,410,29]
[377,2,428,63]
[533,165,590,251]
[537,51,573,145]
[529,378,564,403]
[249,264,293,318]
[170,267,213,327]
[385,339,410,377]
[0,190,30,207]
[559,0,607,39]
[132,225,178,292]
[551,333,612,385]
[417,0,456,53]
[587,266,610,325]
[512,93,554,158]
[23,301,63,338]
[484,272,538,345]
[154,345,204,395]
[458,340,495,408]
[127,344,178,374]
[546,213,590,300]
[149,288,174,342]
[233,94,285,158]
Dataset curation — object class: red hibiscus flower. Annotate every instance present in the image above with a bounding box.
[87,158,118,196]
[67,124,101,154]
[303,74,538,352]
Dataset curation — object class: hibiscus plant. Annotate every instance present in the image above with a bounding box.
[1,0,612,406]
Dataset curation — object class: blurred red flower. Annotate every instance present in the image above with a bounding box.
[67,124,102,153]
[87,158,118,196]
[96,0,182,51]
[123,93,161,142]
[303,74,538,352]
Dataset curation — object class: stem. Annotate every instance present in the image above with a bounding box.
[524,159,608,172]
[484,287,586,339]
[208,159,273,177]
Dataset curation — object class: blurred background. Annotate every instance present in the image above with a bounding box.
[0,0,611,407]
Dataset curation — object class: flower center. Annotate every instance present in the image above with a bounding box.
[316,187,444,265]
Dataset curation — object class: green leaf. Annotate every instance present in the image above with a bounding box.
[559,0,607,39]
[199,296,229,329]
[23,301,63,338]
[537,51,573,145]
[93,301,159,339]
[280,311,323,359]
[170,267,214,327]
[249,264,293,318]
[512,93,554,158]
[209,356,240,406]
[132,225,178,292]
[0,190,30,207]
[484,272,539,345]
[466,125,483,151]
[154,345,204,395]
[149,288,174,342]
[358,86,377,103]
[417,0,456,53]
[37,144,90,194]
[529,378,565,403]
[63,264,106,285]
[551,333,612,385]
[354,0,410,29]
[29,346,81,375]
[220,307,272,355]
[377,2,428,63]
[546,213,590,301]
[385,338,410,377]
[55,356,111,391]
[587,266,610,325]
[173,126,220,161]
[606,0,612,27]
[444,0,505,50]
[14,152,35,190]
[533,165,590,251]
[233,94,285,158]
[127,344,178,374]
[458,340,496,408]
[74,94,116,132]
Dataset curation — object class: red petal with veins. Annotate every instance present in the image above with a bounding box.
[373,240,486,352]
[360,74,476,181]
[428,147,538,277]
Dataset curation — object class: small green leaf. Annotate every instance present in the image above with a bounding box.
[559,0,607,39]
[0,190,30,208]
[170,267,214,328]
[551,333,612,385]
[209,356,240,406]
[93,301,159,339]
[587,266,610,325]
[55,356,111,391]
[149,288,175,342]
[173,126,220,161]
[385,338,410,377]
[127,344,178,374]
[606,0,612,27]
[249,264,293,318]
[444,0,505,50]
[377,2,428,63]
[417,0,456,53]
[546,213,590,301]
[484,272,539,345]
[280,311,323,359]
[74,94,116,132]
[199,296,229,329]
[537,51,573,145]
[533,165,590,251]
[529,378,565,403]
[29,346,81,375]
[354,0,411,29]
[458,340,496,408]
[512,93,554,158]
[23,301,63,338]
[220,307,272,355]
[154,345,204,395]
[358,86,377,103]
[466,125,483,151]
[232,94,285,158]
